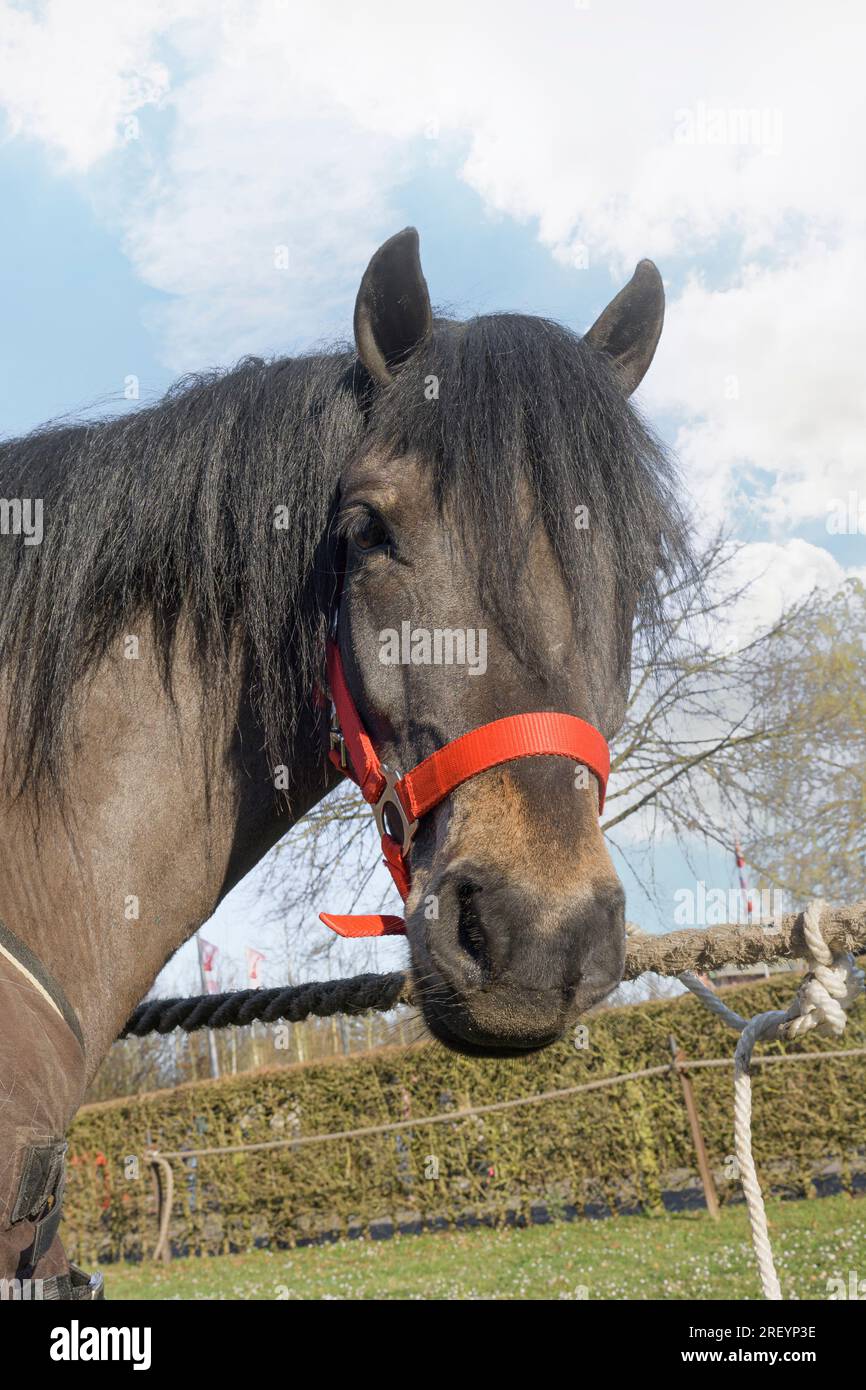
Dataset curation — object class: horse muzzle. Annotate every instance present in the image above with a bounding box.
[408,865,626,1055]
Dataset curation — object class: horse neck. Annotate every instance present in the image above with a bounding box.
[0,629,329,1084]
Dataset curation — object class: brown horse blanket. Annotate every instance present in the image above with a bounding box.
[0,922,98,1299]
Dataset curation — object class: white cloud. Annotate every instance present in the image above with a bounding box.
[7,2,864,248]
[124,67,406,368]
[643,242,866,533]
[711,539,862,647]
[0,0,175,170]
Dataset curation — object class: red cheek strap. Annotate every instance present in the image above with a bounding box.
[319,638,609,938]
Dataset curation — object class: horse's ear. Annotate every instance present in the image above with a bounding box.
[354,227,433,386]
[583,260,664,396]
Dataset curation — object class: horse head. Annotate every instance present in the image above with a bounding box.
[330,229,680,1055]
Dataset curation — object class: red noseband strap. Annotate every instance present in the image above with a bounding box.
[319,638,610,938]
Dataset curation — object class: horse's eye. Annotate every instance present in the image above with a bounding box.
[351,512,390,553]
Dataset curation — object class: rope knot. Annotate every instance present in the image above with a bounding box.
[777,900,865,1041]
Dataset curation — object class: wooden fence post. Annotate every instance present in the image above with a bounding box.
[669,1034,720,1221]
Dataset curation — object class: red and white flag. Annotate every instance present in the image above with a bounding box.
[198,937,220,995]
[245,946,266,989]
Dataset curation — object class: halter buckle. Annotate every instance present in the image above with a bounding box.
[372,768,418,854]
[329,727,348,769]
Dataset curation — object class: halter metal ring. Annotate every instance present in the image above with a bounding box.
[372,768,418,854]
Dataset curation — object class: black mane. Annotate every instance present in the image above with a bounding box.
[0,313,691,796]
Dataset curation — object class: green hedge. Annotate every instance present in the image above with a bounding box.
[63,973,866,1264]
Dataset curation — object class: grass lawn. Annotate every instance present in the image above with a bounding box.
[103,1192,865,1300]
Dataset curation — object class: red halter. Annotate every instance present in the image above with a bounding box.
[319,638,610,938]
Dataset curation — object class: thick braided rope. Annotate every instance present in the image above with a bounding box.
[120,971,410,1037]
[680,901,865,1300]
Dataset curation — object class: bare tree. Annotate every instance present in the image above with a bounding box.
[608,545,864,904]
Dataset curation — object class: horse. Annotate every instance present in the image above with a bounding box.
[0,228,690,1296]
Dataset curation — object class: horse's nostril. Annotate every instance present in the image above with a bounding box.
[456,881,492,979]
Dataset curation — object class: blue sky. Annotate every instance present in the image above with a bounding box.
[0,143,169,432]
[1,1,863,994]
